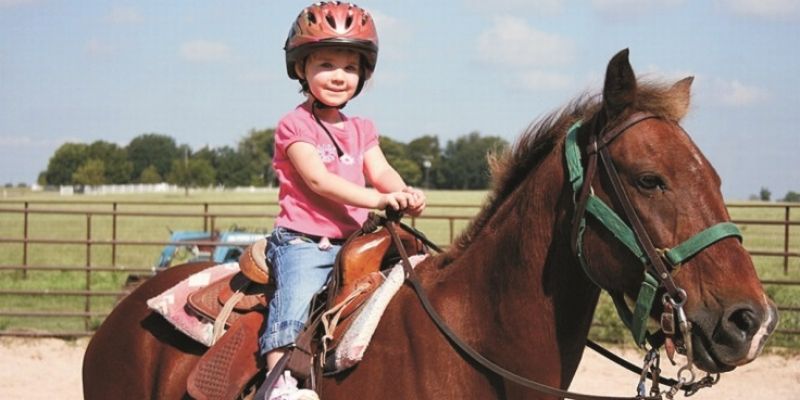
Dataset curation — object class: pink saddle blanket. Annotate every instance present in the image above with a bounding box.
[146,262,240,346]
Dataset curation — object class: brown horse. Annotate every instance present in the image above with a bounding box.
[83,50,777,399]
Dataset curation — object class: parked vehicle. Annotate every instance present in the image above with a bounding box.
[155,227,269,270]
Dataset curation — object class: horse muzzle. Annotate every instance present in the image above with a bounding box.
[688,295,778,373]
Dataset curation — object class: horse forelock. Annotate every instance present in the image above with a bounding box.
[447,80,690,257]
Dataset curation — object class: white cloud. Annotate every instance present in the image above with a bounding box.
[519,70,573,90]
[592,0,685,16]
[476,16,576,93]
[369,9,410,62]
[239,70,278,84]
[85,38,115,57]
[180,40,232,63]
[0,0,37,8]
[105,6,142,24]
[464,0,565,16]
[476,16,574,68]
[708,78,768,106]
[0,135,67,148]
[638,64,697,83]
[717,0,800,19]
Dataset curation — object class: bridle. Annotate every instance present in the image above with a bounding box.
[565,112,740,346]
[381,111,742,399]
[564,111,742,396]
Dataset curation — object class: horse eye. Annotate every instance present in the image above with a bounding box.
[637,174,665,191]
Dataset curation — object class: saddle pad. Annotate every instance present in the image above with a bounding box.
[328,254,428,373]
[147,262,240,347]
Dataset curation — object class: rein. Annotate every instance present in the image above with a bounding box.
[383,216,663,400]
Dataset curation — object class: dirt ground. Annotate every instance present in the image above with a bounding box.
[1,337,797,399]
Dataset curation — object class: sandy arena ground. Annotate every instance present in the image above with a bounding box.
[1,337,797,399]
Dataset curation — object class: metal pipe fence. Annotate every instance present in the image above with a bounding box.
[0,200,797,339]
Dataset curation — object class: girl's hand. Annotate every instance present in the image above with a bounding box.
[378,192,414,212]
[402,186,426,217]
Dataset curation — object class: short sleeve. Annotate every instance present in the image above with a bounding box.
[357,117,380,151]
[274,113,317,158]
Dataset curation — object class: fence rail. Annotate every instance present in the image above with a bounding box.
[0,199,797,340]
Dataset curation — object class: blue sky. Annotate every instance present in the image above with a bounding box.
[1,0,798,200]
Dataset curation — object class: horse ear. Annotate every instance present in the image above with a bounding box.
[603,48,637,120]
[669,76,694,120]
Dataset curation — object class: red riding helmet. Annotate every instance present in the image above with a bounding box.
[285,1,379,93]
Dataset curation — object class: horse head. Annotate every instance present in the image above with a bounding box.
[577,49,778,374]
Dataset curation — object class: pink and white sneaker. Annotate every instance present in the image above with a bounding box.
[268,371,319,400]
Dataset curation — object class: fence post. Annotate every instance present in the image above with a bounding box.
[785,205,791,275]
[112,202,118,267]
[85,214,92,332]
[23,201,29,279]
[203,203,209,232]
[449,217,454,244]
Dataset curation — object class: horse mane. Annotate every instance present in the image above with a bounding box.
[444,79,691,259]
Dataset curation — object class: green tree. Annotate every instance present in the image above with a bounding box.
[126,133,179,181]
[167,158,216,188]
[783,191,800,202]
[391,158,421,186]
[139,165,162,183]
[378,136,422,186]
[440,132,508,189]
[72,159,107,185]
[37,172,47,186]
[759,187,772,202]
[193,146,216,165]
[189,158,216,187]
[237,128,275,186]
[214,146,256,187]
[44,143,88,185]
[407,135,441,188]
[379,136,407,161]
[87,140,132,184]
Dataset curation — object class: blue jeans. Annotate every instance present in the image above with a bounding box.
[259,227,340,354]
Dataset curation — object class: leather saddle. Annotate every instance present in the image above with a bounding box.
[185,226,424,400]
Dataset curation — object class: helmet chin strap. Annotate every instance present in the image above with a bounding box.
[311,100,345,158]
[312,98,347,110]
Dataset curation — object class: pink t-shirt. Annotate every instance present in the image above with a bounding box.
[273,103,380,239]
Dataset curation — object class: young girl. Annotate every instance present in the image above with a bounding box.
[261,3,425,399]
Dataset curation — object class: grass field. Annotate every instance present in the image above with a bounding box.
[0,189,797,349]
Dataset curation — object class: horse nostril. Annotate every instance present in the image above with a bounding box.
[728,307,759,338]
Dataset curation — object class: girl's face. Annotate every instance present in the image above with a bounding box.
[299,48,361,107]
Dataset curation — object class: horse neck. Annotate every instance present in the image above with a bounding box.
[432,139,601,372]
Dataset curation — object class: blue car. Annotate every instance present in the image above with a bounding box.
[155,229,269,270]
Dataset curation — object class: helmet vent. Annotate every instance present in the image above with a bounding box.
[325,13,337,30]
[305,10,317,25]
